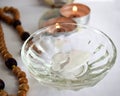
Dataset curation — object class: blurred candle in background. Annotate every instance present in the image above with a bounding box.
[44,0,74,8]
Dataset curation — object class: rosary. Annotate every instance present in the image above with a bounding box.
[0,7,30,96]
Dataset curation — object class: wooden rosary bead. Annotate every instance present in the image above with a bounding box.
[5,58,17,69]
[12,66,21,72]
[17,90,26,96]
[15,25,24,35]
[4,53,13,60]
[17,71,26,78]
[21,32,30,41]
[12,20,21,28]
[1,49,7,55]
[0,90,8,96]
[12,66,21,75]
[0,8,3,16]
[9,7,18,13]
[0,79,5,90]
[0,13,13,24]
[18,77,28,84]
[2,17,13,25]
[3,53,10,60]
[19,84,29,92]
[3,7,9,12]
[8,94,16,96]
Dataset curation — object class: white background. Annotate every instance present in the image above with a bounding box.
[0,0,120,96]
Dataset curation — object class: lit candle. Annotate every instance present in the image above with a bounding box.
[60,3,90,24]
[72,5,78,17]
[55,23,60,29]
[41,17,77,33]
[55,23,62,32]
[73,5,78,12]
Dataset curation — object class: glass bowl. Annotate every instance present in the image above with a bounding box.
[21,23,117,90]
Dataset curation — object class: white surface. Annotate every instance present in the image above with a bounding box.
[0,0,120,96]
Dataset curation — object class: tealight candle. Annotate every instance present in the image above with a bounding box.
[60,3,90,24]
[41,17,77,33]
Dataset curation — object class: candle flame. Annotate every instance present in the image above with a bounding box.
[55,23,60,29]
[72,5,78,12]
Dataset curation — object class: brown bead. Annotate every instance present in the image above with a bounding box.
[12,20,21,28]
[3,53,8,59]
[0,90,8,96]
[8,94,16,96]
[0,14,13,24]
[3,7,9,12]
[0,43,4,49]
[4,53,13,60]
[1,49,7,56]
[18,77,28,84]
[0,9,3,16]
[19,84,29,92]
[17,71,26,78]
[17,90,26,96]
[14,15,20,20]
[21,32,30,41]
[16,25,24,35]
[5,58,17,70]
[12,66,21,75]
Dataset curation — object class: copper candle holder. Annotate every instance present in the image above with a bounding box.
[42,17,76,30]
[60,3,90,24]
[46,21,77,34]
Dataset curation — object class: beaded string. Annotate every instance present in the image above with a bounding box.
[0,7,30,96]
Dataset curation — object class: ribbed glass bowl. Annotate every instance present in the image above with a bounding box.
[21,23,117,90]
